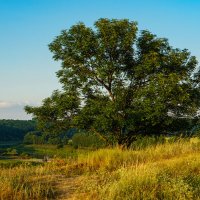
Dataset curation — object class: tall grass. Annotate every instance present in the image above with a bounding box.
[75,139,200,200]
[0,138,200,199]
[0,164,56,200]
[77,138,200,171]
[94,154,200,200]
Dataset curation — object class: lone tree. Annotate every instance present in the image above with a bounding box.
[25,18,200,147]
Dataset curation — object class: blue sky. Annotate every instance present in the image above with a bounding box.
[0,0,200,119]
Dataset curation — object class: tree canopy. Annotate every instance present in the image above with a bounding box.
[25,18,200,147]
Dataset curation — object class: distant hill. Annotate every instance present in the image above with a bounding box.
[0,119,36,142]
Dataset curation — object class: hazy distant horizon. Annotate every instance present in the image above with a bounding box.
[1,0,200,120]
[0,101,36,120]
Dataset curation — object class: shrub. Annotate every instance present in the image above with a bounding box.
[72,131,106,148]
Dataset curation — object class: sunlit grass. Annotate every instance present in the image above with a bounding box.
[0,138,200,199]
[0,164,55,199]
[77,139,200,171]
[75,139,200,200]
[86,153,200,200]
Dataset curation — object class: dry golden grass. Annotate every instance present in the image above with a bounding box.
[74,139,200,200]
[0,138,200,200]
[0,164,56,200]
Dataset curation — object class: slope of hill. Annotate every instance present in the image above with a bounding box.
[0,138,200,199]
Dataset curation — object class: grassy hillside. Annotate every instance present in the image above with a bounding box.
[0,138,200,199]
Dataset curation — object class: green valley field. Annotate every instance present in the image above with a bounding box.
[0,138,200,200]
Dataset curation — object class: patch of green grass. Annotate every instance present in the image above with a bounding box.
[26,144,91,159]
[0,160,24,168]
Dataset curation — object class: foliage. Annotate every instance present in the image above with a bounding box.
[23,130,71,145]
[130,135,166,150]
[7,148,18,155]
[0,120,36,141]
[190,123,200,137]
[72,131,106,148]
[23,131,42,144]
[25,18,200,147]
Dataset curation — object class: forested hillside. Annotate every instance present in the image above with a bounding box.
[0,120,36,141]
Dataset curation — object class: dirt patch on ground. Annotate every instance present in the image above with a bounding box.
[53,175,86,200]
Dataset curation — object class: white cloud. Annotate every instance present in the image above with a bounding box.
[0,100,39,120]
[0,100,39,108]
[0,101,13,108]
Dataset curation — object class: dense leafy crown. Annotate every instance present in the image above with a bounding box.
[25,18,200,146]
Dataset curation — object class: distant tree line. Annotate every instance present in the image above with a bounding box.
[23,129,76,145]
[0,119,36,141]
[0,119,77,145]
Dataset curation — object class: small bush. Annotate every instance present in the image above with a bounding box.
[130,135,166,150]
[20,152,29,159]
[7,148,18,155]
[56,143,64,149]
[72,131,106,148]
